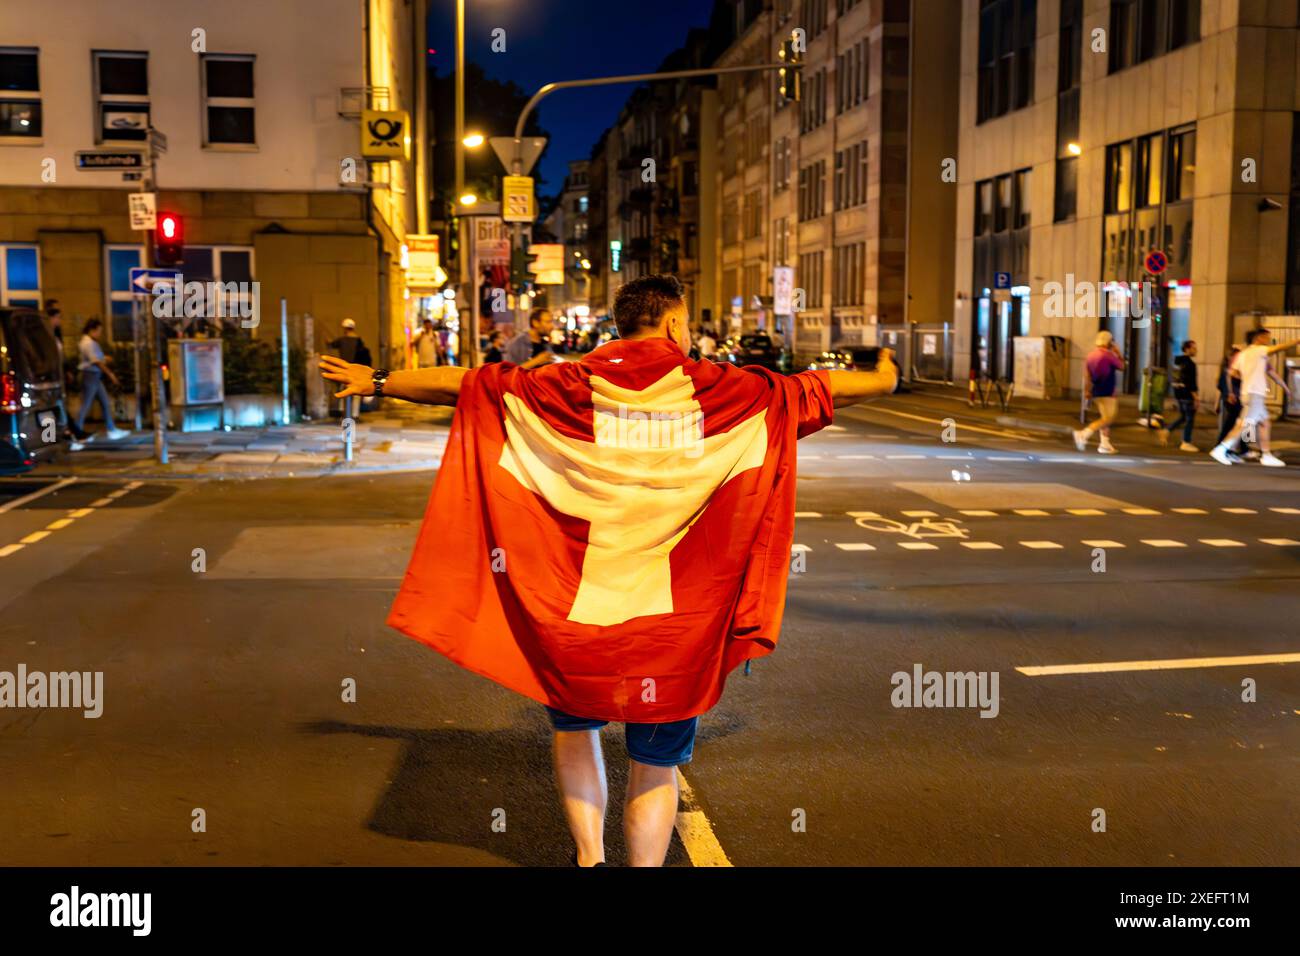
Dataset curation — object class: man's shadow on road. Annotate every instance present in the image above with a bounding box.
[304,708,746,867]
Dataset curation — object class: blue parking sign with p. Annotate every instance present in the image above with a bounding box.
[994,271,1012,290]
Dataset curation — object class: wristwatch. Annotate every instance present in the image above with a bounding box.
[371,368,390,397]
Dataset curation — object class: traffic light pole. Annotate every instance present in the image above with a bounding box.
[141,137,167,464]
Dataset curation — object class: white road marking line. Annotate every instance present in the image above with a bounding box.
[835,542,876,551]
[0,543,25,558]
[1141,539,1187,548]
[799,453,823,459]
[1260,538,1300,546]
[1172,507,1208,514]
[0,477,76,514]
[937,454,972,460]
[898,542,939,550]
[835,454,875,459]
[824,424,846,432]
[1081,539,1125,548]
[107,489,130,499]
[1200,539,1246,547]
[1020,541,1063,549]
[1045,456,1088,463]
[90,497,114,508]
[901,510,938,517]
[847,511,881,518]
[1122,508,1160,515]
[45,519,73,530]
[987,455,1029,461]
[125,481,143,489]
[791,544,811,552]
[1270,507,1300,515]
[1017,652,1300,677]
[865,405,1032,440]
[19,531,50,545]
[67,508,94,518]
[886,454,925,460]
[1014,509,1050,516]
[1067,508,1105,516]
[961,541,1003,550]
[959,509,998,517]
[1222,507,1257,514]
[794,511,822,518]
[674,769,731,868]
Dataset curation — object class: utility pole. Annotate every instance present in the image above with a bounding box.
[142,130,167,465]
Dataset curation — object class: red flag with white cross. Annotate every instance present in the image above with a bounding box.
[387,337,833,722]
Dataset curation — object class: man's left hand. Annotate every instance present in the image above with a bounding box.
[319,355,375,398]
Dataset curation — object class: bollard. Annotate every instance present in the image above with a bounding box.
[343,395,354,462]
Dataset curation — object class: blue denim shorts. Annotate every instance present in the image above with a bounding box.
[544,706,698,767]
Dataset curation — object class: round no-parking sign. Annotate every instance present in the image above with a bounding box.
[1144,249,1168,275]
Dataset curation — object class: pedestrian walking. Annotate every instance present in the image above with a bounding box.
[413,318,442,369]
[71,319,129,444]
[483,330,506,364]
[329,318,372,416]
[1215,345,1243,456]
[1210,328,1298,467]
[1159,340,1200,451]
[504,307,556,369]
[319,273,899,866]
[697,326,718,360]
[1073,331,1125,454]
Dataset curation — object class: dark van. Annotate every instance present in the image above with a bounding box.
[1,308,66,474]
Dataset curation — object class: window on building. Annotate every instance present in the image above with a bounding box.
[834,142,868,210]
[202,54,255,146]
[1053,1,1082,221]
[105,245,143,339]
[0,244,40,307]
[1054,158,1078,222]
[1014,168,1032,228]
[722,268,738,307]
[800,69,827,134]
[1109,0,1200,73]
[773,136,792,192]
[0,47,41,139]
[1104,141,1134,213]
[723,197,740,244]
[833,243,865,306]
[994,174,1012,232]
[836,39,868,114]
[975,180,994,236]
[743,190,763,239]
[1136,132,1163,208]
[579,195,590,212]
[94,51,149,143]
[803,0,829,38]
[977,0,1035,124]
[1166,125,1195,202]
[743,263,763,305]
[798,251,824,309]
[774,216,791,265]
[799,160,826,221]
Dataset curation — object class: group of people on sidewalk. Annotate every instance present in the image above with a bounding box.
[1073,328,1297,466]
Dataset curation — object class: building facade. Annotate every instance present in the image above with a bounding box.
[0,0,421,369]
[956,0,1300,394]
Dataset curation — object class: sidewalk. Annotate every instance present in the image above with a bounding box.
[33,402,453,480]
[890,381,1300,455]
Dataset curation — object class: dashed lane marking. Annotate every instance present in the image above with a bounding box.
[791,544,811,552]
[961,541,1003,550]
[1014,509,1050,516]
[835,542,876,551]
[1067,508,1105,516]
[1017,653,1300,677]
[959,509,998,517]
[1081,540,1126,548]
[1172,507,1208,514]
[1020,541,1064,549]
[1141,539,1187,548]
[1271,507,1300,515]
[0,477,77,514]
[1223,507,1258,514]
[0,483,139,559]
[901,510,939,517]
[1122,508,1161,515]
[1261,538,1300,546]
[794,511,822,518]
[1200,539,1246,547]
[898,542,939,550]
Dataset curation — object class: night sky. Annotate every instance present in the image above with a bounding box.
[426,0,716,193]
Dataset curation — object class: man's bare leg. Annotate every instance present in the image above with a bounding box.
[552,730,607,866]
[625,760,679,867]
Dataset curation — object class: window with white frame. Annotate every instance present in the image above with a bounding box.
[94,51,149,142]
[0,47,41,139]
[0,244,41,307]
[201,54,255,146]
[105,244,144,340]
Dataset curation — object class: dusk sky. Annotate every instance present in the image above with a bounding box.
[426,0,716,192]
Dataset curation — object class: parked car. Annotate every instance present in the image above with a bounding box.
[1,307,66,474]
[806,345,883,372]
[720,332,790,373]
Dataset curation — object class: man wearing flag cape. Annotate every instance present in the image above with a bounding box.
[321,274,898,866]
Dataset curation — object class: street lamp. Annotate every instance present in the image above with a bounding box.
[459,192,478,207]
[462,132,485,148]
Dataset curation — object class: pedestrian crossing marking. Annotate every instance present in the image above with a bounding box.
[1222,508,1257,514]
[960,509,998,517]
[1200,539,1246,547]
[1014,509,1050,516]
[835,543,876,551]
[901,510,939,517]
[1020,541,1063,549]
[1082,540,1126,548]
[961,541,1003,550]
[1122,508,1160,515]
[1067,508,1105,515]
[1172,507,1208,514]
[1017,652,1300,677]
[898,542,939,550]
[1260,538,1300,546]
[1141,539,1187,548]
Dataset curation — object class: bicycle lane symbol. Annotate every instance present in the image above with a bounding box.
[851,515,970,540]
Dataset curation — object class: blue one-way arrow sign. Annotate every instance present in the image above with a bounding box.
[129,267,182,295]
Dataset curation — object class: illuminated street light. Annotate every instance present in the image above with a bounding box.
[459,192,478,206]
[1067,142,1082,156]
[462,132,485,148]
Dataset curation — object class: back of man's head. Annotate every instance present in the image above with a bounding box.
[613,274,684,339]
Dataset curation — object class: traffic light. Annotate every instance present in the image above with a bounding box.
[510,245,530,293]
[779,32,803,103]
[155,212,184,266]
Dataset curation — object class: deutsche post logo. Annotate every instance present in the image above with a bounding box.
[361,109,410,159]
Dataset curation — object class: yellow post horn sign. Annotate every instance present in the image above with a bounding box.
[361,110,411,160]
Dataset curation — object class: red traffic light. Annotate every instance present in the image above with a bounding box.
[155,212,184,266]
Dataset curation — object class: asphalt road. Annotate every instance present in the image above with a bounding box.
[1,399,1297,866]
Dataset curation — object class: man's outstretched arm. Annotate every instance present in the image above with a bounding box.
[826,348,900,408]
[319,355,469,406]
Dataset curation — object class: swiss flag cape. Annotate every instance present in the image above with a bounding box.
[387,337,833,722]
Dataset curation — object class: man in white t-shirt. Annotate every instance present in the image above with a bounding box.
[413,319,441,368]
[696,327,718,360]
[1210,328,1298,467]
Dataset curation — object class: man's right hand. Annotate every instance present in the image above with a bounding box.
[319,355,375,398]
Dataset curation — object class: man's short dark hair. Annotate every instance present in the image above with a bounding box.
[1250,328,1270,343]
[612,274,685,338]
[529,307,550,327]
[1182,340,1195,352]
[83,318,102,334]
